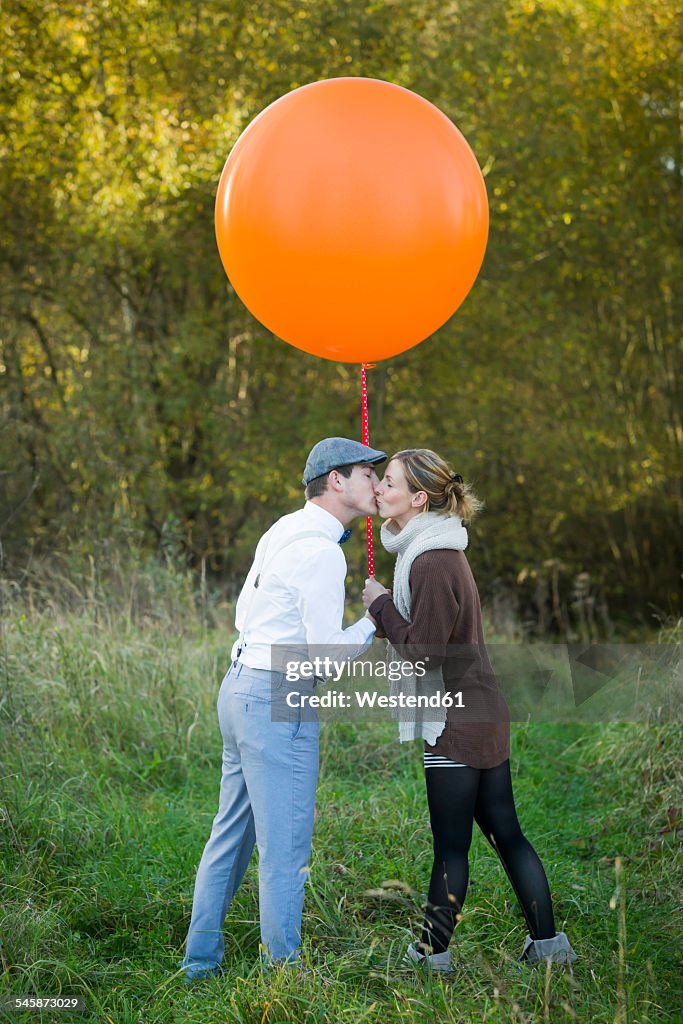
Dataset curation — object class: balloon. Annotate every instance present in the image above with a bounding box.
[215,78,488,363]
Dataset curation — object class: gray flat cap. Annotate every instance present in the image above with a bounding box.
[302,437,387,486]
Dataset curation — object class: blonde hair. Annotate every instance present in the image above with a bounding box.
[389,449,483,524]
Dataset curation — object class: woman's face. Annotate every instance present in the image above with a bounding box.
[374,459,427,528]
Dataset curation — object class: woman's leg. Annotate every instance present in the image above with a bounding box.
[473,759,556,940]
[421,765,481,954]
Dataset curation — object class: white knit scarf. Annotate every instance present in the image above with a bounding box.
[380,512,469,744]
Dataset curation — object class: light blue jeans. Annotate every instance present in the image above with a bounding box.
[180,662,319,975]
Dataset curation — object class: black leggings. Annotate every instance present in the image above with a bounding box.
[421,759,556,954]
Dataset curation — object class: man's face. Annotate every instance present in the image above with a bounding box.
[338,464,380,517]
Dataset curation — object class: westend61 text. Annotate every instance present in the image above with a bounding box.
[285,690,464,709]
[284,658,428,684]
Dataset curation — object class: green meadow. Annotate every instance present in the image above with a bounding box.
[1,564,680,1023]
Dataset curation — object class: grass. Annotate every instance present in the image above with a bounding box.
[0,561,681,1023]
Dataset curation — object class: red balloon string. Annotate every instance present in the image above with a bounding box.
[361,363,376,578]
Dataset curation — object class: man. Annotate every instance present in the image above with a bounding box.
[181,437,386,980]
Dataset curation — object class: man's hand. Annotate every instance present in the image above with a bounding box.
[363,577,390,609]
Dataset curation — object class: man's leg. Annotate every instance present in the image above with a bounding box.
[181,672,256,977]
[238,689,319,965]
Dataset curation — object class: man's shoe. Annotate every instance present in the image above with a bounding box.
[520,931,577,966]
[181,963,221,984]
[403,940,454,974]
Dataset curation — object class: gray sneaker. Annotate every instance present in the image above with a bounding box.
[403,941,454,974]
[520,931,577,965]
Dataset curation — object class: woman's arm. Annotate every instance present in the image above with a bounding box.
[368,553,459,665]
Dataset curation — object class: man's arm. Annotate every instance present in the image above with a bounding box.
[295,545,375,660]
[234,530,271,631]
[230,528,273,660]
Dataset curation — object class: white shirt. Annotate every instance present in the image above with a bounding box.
[231,502,376,670]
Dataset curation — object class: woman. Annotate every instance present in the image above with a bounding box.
[362,449,576,971]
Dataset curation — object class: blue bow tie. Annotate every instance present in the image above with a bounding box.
[339,528,353,545]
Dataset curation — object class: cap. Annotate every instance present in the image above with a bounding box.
[302,437,387,486]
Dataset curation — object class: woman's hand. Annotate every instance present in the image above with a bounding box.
[363,577,390,609]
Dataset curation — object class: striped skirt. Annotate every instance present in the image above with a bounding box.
[423,752,469,769]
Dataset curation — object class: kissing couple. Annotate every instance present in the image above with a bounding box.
[180,437,576,982]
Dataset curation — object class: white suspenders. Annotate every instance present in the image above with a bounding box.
[235,529,334,658]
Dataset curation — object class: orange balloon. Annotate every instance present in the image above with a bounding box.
[215,78,488,363]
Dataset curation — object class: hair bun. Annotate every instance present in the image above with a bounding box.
[451,473,463,484]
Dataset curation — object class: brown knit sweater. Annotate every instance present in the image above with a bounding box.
[369,549,510,769]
